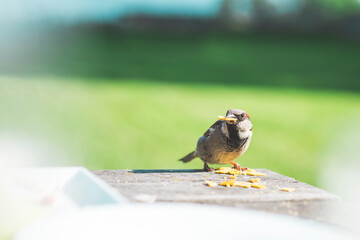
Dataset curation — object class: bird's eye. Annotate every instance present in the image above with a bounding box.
[239,113,245,120]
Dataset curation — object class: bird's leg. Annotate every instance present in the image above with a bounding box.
[203,162,214,172]
[230,162,248,171]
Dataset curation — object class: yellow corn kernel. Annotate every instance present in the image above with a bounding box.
[249,178,260,183]
[217,167,231,171]
[229,176,236,179]
[255,172,266,176]
[229,170,241,175]
[235,182,251,188]
[220,180,236,187]
[205,181,217,187]
[251,183,266,189]
[244,169,266,176]
[217,116,237,122]
[281,187,295,192]
[246,172,266,176]
[215,167,246,176]
[217,167,233,172]
[215,168,240,175]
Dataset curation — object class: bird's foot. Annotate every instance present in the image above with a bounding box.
[230,162,248,171]
[203,162,214,172]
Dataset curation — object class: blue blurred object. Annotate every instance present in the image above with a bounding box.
[15,167,127,207]
[62,168,127,206]
[0,0,222,24]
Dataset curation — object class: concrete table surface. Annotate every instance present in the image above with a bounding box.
[92,169,341,224]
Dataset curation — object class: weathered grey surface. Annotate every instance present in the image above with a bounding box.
[92,169,341,224]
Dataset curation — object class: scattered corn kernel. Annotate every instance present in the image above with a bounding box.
[235,182,251,188]
[249,178,260,183]
[217,167,230,170]
[229,176,237,179]
[205,181,217,187]
[229,170,239,175]
[220,180,236,187]
[215,167,241,175]
[281,187,295,192]
[215,167,266,177]
[246,172,266,176]
[251,183,266,189]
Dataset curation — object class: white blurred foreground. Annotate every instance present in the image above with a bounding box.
[0,167,356,240]
[16,203,355,240]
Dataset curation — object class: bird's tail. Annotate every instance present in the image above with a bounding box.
[179,151,197,163]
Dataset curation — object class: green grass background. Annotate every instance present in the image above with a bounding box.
[1,30,360,186]
[1,77,360,186]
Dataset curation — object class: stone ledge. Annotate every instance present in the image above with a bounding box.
[92,169,341,224]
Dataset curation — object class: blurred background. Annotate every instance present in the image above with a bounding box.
[1,0,360,188]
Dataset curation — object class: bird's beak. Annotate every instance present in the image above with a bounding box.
[217,115,237,123]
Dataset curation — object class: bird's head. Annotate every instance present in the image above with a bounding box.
[224,109,252,132]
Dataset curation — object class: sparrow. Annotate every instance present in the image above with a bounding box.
[179,109,253,171]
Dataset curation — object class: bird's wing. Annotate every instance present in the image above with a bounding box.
[203,120,223,138]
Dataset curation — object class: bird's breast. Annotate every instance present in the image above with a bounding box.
[208,136,251,164]
[209,150,242,164]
